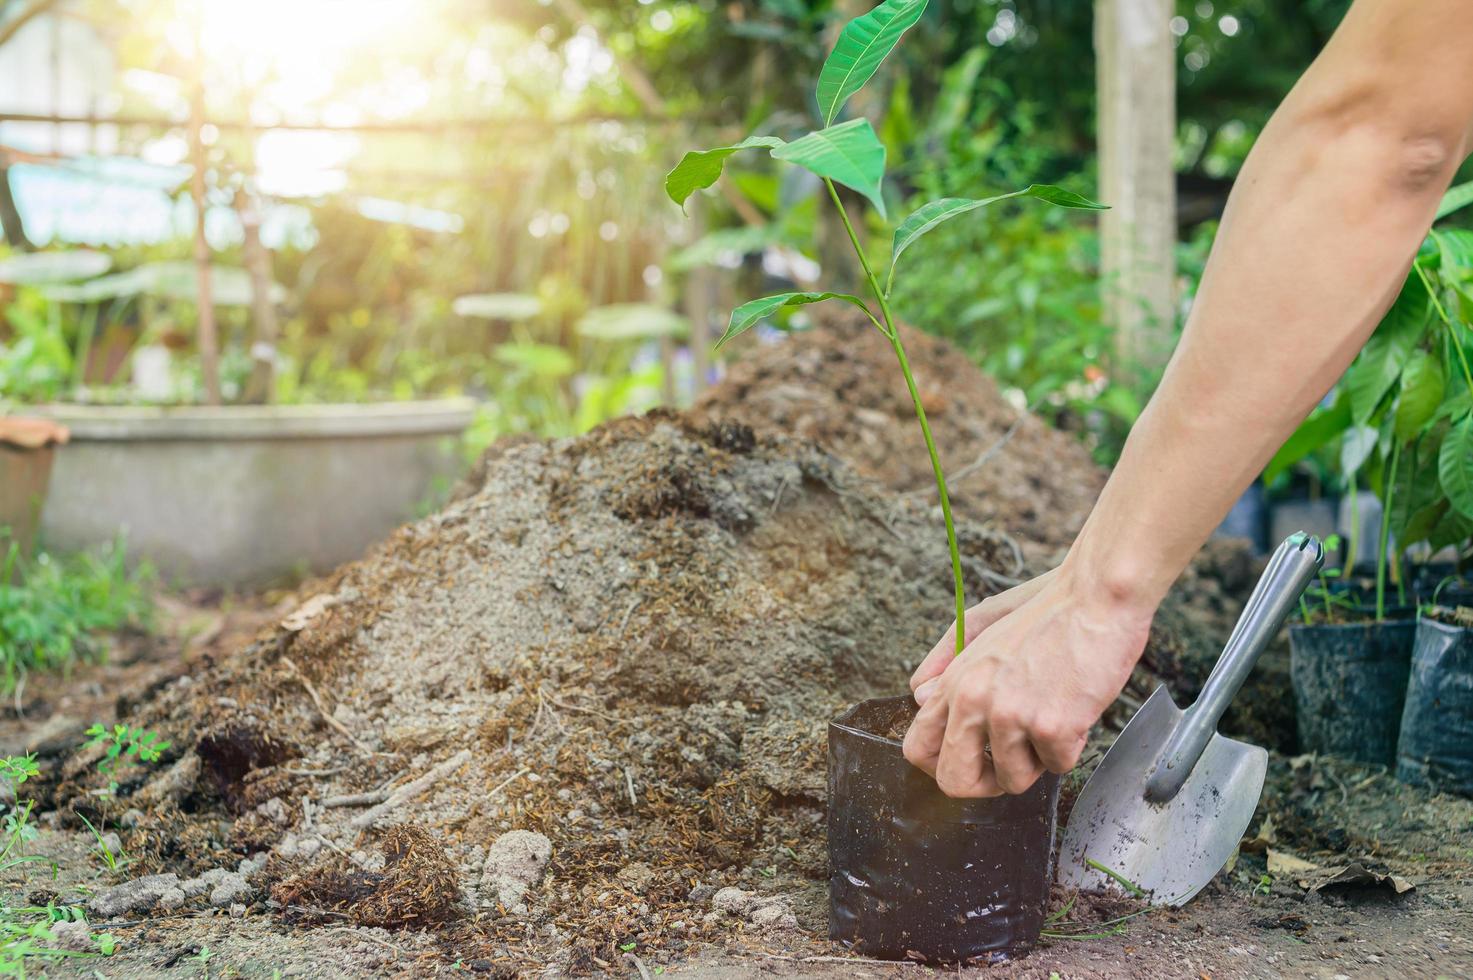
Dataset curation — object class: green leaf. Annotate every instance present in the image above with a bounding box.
[1340,425,1378,477]
[815,0,928,127]
[577,304,688,341]
[452,293,542,321]
[1436,180,1473,221]
[1394,349,1445,441]
[1401,499,1448,547]
[1429,505,1473,551]
[717,291,872,349]
[1263,394,1351,486]
[494,342,575,378]
[1439,414,1473,519]
[1346,277,1432,425]
[665,136,785,208]
[668,225,789,271]
[888,185,1106,290]
[1435,229,1473,278]
[771,119,888,216]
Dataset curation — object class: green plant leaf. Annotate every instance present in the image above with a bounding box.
[717,291,872,349]
[1439,414,1473,518]
[452,293,542,321]
[1435,229,1473,278]
[887,185,1106,290]
[1436,180,1473,221]
[1429,505,1473,551]
[771,119,888,216]
[1340,425,1378,477]
[1264,394,1351,486]
[816,0,928,127]
[665,136,785,208]
[1347,277,1432,425]
[1401,499,1448,547]
[577,304,688,340]
[1394,349,1445,441]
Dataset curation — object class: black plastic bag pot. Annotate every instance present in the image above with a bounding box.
[1289,620,1416,765]
[828,696,1059,963]
[1397,618,1473,795]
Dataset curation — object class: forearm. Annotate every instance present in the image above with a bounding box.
[1066,0,1473,612]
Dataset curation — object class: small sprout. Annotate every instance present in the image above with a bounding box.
[619,942,637,952]
[666,0,1103,654]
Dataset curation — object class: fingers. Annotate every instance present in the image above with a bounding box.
[987,723,1046,795]
[901,692,948,777]
[934,693,994,798]
[909,573,1055,697]
[1031,724,1089,775]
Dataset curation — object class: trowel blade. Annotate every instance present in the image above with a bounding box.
[1057,685,1267,906]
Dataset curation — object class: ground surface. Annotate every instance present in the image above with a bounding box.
[7,322,1473,978]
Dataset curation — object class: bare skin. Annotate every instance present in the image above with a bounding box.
[904,0,1473,799]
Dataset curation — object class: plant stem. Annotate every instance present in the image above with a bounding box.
[1376,440,1400,621]
[823,178,967,654]
[1415,258,1473,398]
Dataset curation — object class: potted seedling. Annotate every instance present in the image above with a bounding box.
[1281,193,1473,770]
[666,0,1104,961]
[1388,226,1473,796]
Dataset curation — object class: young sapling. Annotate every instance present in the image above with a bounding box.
[666,0,1106,653]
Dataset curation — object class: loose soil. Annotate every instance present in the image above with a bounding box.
[7,324,1472,977]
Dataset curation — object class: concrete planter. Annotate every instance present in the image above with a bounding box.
[30,399,476,586]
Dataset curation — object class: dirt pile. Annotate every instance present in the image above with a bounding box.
[696,311,1277,746]
[51,413,1032,971]
[693,309,1107,563]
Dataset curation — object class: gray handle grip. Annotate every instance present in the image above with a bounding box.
[1143,533,1323,803]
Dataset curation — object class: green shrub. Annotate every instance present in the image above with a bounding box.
[0,538,153,693]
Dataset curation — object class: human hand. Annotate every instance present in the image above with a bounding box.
[902,566,1155,797]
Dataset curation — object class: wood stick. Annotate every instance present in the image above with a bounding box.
[350,749,472,831]
[279,657,374,757]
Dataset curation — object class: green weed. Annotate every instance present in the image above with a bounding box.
[0,538,153,694]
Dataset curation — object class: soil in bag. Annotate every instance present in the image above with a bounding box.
[1397,617,1473,796]
[1289,620,1416,765]
[828,696,1059,963]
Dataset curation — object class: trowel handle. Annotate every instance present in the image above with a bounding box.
[1144,532,1323,803]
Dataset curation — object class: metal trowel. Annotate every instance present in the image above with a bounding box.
[1057,532,1324,906]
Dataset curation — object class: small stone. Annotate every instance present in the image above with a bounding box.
[87,874,181,918]
[48,919,93,952]
[687,883,716,904]
[254,797,290,825]
[479,830,552,912]
[229,902,247,918]
[297,837,322,858]
[97,832,122,856]
[207,871,253,908]
[615,862,656,894]
[711,886,757,915]
[157,888,186,911]
[119,809,146,829]
[750,903,798,930]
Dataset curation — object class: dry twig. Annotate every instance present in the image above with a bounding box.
[350,749,473,830]
[280,656,375,757]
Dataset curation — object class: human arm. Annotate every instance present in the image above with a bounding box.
[904,0,1473,798]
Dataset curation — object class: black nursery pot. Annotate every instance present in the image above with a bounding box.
[1289,620,1417,766]
[1397,617,1473,796]
[828,696,1060,964]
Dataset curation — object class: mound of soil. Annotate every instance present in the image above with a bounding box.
[49,414,1036,971]
[694,309,1106,563]
[31,320,1293,973]
[695,311,1281,748]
